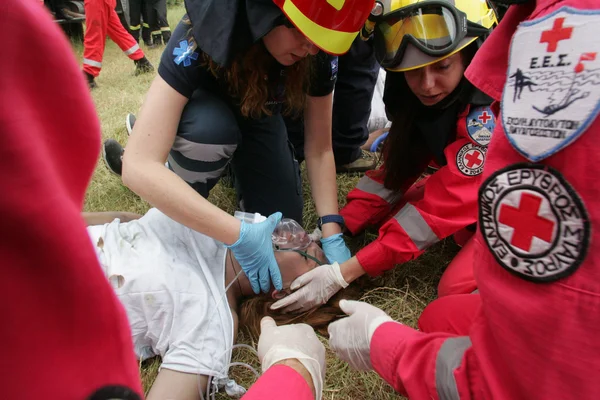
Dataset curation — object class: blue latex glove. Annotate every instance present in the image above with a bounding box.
[321,233,351,264]
[226,212,283,294]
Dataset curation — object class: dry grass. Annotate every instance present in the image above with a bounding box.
[78,5,458,398]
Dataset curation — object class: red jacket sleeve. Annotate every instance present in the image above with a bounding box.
[341,165,411,235]
[243,365,314,400]
[356,133,487,276]
[370,322,473,400]
[0,2,142,399]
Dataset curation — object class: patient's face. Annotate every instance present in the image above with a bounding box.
[274,242,326,290]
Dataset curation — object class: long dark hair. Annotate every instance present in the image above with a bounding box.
[380,43,479,192]
[183,17,312,119]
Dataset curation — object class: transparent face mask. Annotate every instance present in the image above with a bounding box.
[271,218,312,250]
[272,218,325,266]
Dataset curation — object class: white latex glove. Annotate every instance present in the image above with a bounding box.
[258,317,326,400]
[328,300,395,371]
[270,262,349,313]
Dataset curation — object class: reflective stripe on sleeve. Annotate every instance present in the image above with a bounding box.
[356,175,399,204]
[83,58,102,68]
[393,203,439,250]
[435,337,472,400]
[124,43,140,55]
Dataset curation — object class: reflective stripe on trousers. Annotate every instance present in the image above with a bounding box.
[435,337,472,400]
[356,175,399,204]
[393,203,439,250]
[83,58,102,68]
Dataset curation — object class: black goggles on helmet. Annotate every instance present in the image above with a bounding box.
[365,1,490,69]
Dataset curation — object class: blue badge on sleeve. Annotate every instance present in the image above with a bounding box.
[330,57,338,80]
[173,40,199,67]
[466,106,495,146]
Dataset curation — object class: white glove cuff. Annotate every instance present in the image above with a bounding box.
[262,347,324,400]
[367,315,395,342]
[331,262,350,289]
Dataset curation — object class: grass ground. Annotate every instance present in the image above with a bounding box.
[77,5,458,398]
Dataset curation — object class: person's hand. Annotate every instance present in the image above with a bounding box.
[320,233,351,264]
[226,212,282,294]
[258,317,326,400]
[270,262,348,313]
[328,300,395,371]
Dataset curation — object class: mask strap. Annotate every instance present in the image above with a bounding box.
[280,248,325,266]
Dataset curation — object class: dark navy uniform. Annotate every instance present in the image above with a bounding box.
[157,17,337,223]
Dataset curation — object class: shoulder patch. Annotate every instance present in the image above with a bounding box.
[478,163,590,282]
[330,57,338,80]
[456,143,486,176]
[466,105,495,146]
[502,7,600,161]
[173,40,199,67]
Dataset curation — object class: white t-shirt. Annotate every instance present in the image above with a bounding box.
[87,208,234,377]
[367,68,391,133]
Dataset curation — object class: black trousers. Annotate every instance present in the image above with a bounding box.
[127,0,151,44]
[287,36,380,165]
[168,88,304,223]
[145,0,170,43]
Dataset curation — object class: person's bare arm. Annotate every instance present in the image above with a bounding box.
[147,368,208,400]
[82,212,142,226]
[122,76,241,245]
[303,93,341,239]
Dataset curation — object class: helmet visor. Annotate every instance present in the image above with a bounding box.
[374,2,466,68]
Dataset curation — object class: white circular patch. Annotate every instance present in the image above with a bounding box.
[479,164,590,282]
[456,143,486,176]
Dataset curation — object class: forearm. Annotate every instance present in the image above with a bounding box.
[123,160,240,245]
[82,212,142,226]
[305,150,341,237]
[340,256,366,283]
[303,93,341,238]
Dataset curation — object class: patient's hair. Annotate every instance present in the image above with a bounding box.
[239,285,362,338]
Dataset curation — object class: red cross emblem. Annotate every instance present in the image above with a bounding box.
[498,193,555,251]
[540,17,573,52]
[478,111,492,124]
[464,150,483,168]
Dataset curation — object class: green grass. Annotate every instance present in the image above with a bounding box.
[79,5,457,398]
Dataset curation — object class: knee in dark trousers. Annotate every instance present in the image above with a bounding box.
[169,88,240,198]
[232,115,304,224]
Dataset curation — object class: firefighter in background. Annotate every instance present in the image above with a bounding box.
[128,0,152,46]
[82,0,154,88]
[146,0,171,46]
[328,0,600,398]
[272,0,498,314]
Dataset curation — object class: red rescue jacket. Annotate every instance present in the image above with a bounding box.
[369,1,600,398]
[341,100,494,276]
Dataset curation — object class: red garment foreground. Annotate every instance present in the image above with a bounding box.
[369,1,600,398]
[243,365,313,400]
[1,1,142,398]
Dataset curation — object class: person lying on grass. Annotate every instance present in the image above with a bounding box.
[84,208,344,400]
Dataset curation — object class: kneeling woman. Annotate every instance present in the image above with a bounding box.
[85,209,329,399]
[273,0,498,312]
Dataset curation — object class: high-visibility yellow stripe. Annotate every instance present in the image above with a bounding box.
[129,24,141,30]
[160,27,171,32]
[282,0,357,55]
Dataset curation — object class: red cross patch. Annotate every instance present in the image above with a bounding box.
[456,143,486,176]
[479,164,589,282]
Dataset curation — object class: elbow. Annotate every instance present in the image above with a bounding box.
[121,151,139,191]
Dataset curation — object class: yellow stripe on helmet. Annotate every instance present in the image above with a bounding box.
[282,0,358,55]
